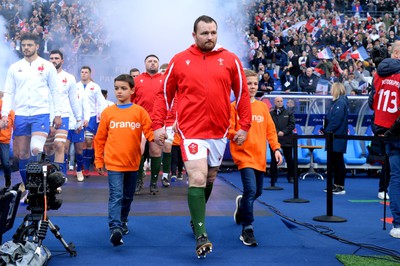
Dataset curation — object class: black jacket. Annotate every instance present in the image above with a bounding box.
[270,107,295,147]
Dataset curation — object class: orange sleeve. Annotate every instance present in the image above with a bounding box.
[141,107,154,142]
[228,102,238,141]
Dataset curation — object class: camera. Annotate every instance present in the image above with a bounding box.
[371,45,388,67]
[25,156,66,213]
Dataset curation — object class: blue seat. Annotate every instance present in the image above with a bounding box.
[344,125,367,165]
[364,125,373,157]
[312,125,327,164]
[266,142,271,164]
[294,124,311,164]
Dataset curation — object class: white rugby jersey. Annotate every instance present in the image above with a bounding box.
[69,85,90,130]
[76,80,107,119]
[2,56,62,117]
[57,70,82,119]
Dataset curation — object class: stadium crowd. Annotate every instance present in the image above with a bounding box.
[242,0,400,95]
[1,0,400,93]
[1,0,108,72]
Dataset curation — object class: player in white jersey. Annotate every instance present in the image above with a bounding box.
[46,50,82,177]
[76,66,107,176]
[66,78,90,181]
[1,33,62,202]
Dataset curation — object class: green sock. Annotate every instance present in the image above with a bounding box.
[188,187,206,236]
[137,156,145,182]
[150,156,162,184]
[162,152,171,174]
[205,183,214,203]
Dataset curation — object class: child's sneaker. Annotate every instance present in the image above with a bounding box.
[177,172,183,181]
[110,228,123,246]
[122,222,129,235]
[171,175,177,182]
[240,228,258,246]
[196,233,212,258]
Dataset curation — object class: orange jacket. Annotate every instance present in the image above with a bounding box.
[94,104,154,171]
[0,99,15,144]
[229,100,280,172]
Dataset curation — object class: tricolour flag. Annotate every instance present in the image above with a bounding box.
[350,46,370,61]
[305,18,319,33]
[58,0,66,7]
[332,15,345,26]
[312,28,323,40]
[317,47,334,59]
[316,79,329,94]
[340,48,352,60]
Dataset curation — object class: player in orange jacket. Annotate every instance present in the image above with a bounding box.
[94,74,154,247]
[229,69,282,246]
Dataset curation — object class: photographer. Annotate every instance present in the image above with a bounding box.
[370,40,400,239]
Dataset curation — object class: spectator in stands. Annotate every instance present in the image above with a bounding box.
[258,71,274,93]
[280,69,297,92]
[251,48,267,71]
[316,59,334,79]
[286,50,301,78]
[299,67,319,94]
[256,63,266,80]
[322,82,348,195]
[298,51,309,71]
[344,72,359,94]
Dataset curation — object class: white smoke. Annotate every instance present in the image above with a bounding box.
[92,0,248,101]
[0,16,18,91]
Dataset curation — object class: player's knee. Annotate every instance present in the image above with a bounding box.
[30,135,47,156]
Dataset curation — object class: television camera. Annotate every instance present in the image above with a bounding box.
[12,155,76,256]
[24,158,65,212]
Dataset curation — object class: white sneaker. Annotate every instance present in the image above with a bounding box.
[69,165,74,171]
[77,171,84,182]
[378,192,389,200]
[389,227,400,238]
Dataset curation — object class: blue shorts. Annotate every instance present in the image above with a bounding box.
[14,114,50,136]
[85,116,99,135]
[58,117,69,130]
[67,129,85,143]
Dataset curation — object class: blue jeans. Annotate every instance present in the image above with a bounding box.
[0,143,11,179]
[108,170,137,231]
[387,142,400,228]
[239,168,264,226]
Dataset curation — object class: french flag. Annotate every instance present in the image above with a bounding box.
[305,18,319,33]
[317,47,334,59]
[340,48,352,60]
[332,15,345,26]
[351,46,370,61]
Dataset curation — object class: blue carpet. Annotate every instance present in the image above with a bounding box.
[2,215,365,265]
[2,170,400,265]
